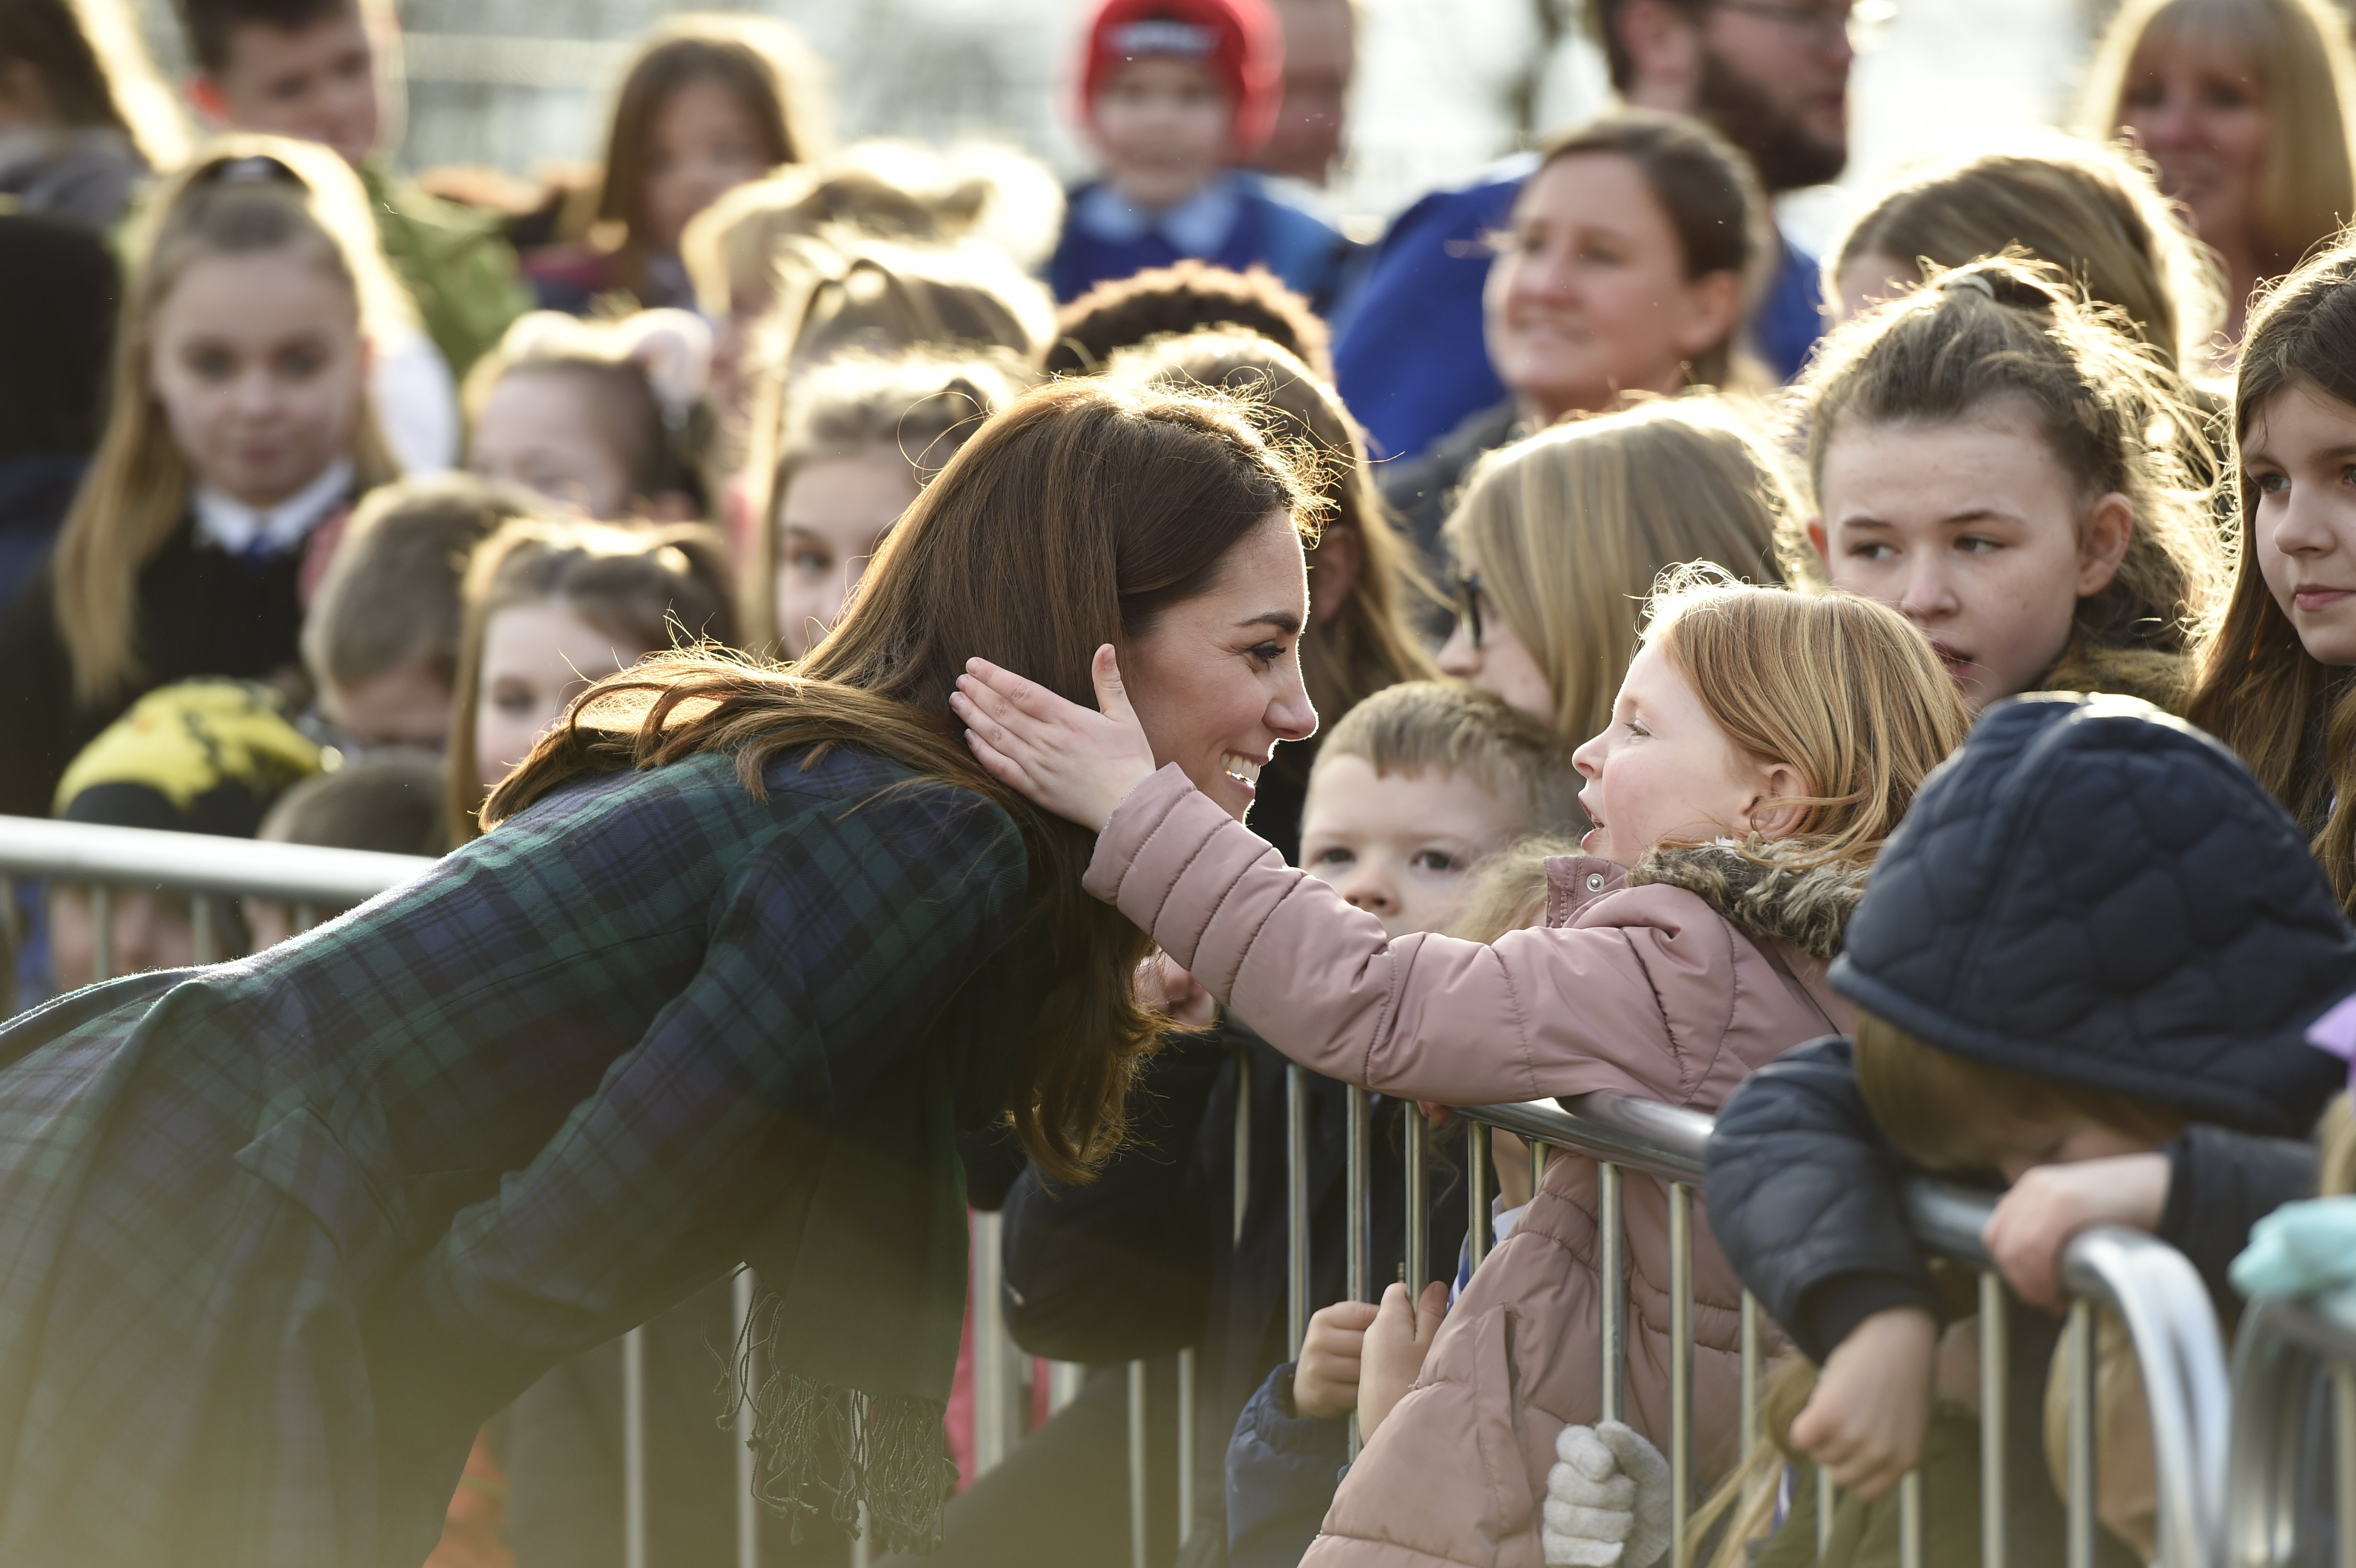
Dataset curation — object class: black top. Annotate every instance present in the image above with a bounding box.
[0,515,310,818]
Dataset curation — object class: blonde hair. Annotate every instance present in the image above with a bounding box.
[1115,328,1440,721]
[1441,397,1791,744]
[1642,573,1973,867]
[1785,255,2225,673]
[1853,1010,2189,1174]
[1311,680,1582,833]
[682,139,1063,313]
[2079,0,2356,281]
[1831,137,2225,371]
[768,235,1056,369]
[745,347,1036,652]
[53,134,401,705]
[448,519,738,840]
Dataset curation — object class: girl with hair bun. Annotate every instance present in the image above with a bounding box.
[1787,253,2225,714]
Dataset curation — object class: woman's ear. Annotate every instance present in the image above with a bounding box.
[1306,525,1363,629]
[2075,492,2135,599]
[1675,270,1744,361]
[1741,760,1813,838]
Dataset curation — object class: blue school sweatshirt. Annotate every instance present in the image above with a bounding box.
[1049,170,1357,313]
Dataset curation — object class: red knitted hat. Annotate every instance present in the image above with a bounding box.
[1077,0,1285,158]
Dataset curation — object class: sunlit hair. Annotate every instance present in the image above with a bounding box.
[447,518,737,842]
[486,379,1320,1181]
[682,139,1063,313]
[1640,573,1972,868]
[1114,327,1438,721]
[463,308,709,513]
[1784,254,2224,677]
[1442,395,1791,745]
[1853,1010,2188,1175]
[1829,136,2225,371]
[1047,259,1331,380]
[1516,109,1775,392]
[2078,0,2356,282]
[0,0,188,168]
[766,235,1055,368]
[2185,234,2356,911]
[53,134,400,704]
[592,13,829,289]
[1311,679,1582,837]
[744,345,1036,652]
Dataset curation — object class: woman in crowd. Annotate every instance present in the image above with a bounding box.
[1380,108,1770,559]
[2080,0,2356,348]
[527,12,827,315]
[0,136,404,822]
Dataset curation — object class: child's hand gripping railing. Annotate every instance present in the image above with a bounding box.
[1442,1097,2229,1568]
[2224,1296,2356,1568]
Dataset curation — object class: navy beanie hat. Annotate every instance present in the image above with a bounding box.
[1830,694,2355,1137]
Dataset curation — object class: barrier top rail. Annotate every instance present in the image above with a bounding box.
[0,813,438,907]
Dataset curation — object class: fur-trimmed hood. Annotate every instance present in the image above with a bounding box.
[2041,638,2193,715]
[1625,839,1870,960]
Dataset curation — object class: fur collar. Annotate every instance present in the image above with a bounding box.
[2040,639,2192,716]
[1625,839,1871,960]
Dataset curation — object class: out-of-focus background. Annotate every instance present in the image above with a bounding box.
[132,0,2112,250]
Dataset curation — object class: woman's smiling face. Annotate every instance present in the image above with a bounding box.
[1120,511,1320,822]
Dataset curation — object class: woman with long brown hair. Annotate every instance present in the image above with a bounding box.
[0,377,1319,1568]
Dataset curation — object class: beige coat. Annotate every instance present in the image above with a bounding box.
[1084,766,1863,1568]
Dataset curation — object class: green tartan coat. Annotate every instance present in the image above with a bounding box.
[0,744,1035,1568]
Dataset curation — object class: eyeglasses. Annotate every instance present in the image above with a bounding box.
[1451,570,1486,650]
[1710,0,1892,51]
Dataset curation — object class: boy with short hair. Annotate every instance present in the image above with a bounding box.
[1050,0,1356,312]
[176,0,529,375]
[301,474,537,750]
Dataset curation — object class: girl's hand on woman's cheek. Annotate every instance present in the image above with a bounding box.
[1981,1152,2170,1312]
[953,646,1156,831]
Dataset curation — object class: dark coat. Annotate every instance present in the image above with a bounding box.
[0,744,1033,1568]
[1224,1359,1345,1568]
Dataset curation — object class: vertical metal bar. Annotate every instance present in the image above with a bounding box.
[1529,1139,1546,1202]
[851,1505,870,1568]
[734,1268,757,1568]
[1817,1467,1834,1559]
[191,896,217,966]
[1286,1064,1309,1360]
[1405,1107,1429,1292]
[1346,1086,1370,1304]
[1598,1161,1625,1424]
[971,1209,1010,1476]
[0,876,14,952]
[1178,1347,1196,1549]
[2331,1364,2356,1568]
[1466,1120,1490,1271]
[1048,1361,1086,1415]
[1233,1041,1251,1246]
[1127,1360,1149,1568]
[89,884,113,982]
[622,1325,648,1568]
[2065,1299,2096,1568]
[1979,1272,2008,1568]
[1668,1181,1695,1568]
[1739,1289,1761,1459]
[294,900,318,933]
[1899,1470,1924,1568]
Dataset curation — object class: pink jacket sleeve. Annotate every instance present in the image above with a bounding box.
[1083,767,1733,1108]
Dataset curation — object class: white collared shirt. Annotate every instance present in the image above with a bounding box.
[192,456,354,560]
[1071,174,1245,259]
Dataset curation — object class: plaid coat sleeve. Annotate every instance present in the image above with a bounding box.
[364,773,1030,1494]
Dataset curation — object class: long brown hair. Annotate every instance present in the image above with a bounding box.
[2185,236,2356,910]
[1113,328,1438,719]
[486,379,1319,1179]
[53,134,401,704]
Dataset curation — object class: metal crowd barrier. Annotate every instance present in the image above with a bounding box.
[2226,1295,2356,1568]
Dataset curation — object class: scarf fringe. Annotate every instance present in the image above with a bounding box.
[719,1288,959,1554]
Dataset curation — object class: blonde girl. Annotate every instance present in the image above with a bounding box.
[746,348,1031,661]
[1434,396,1791,746]
[1114,329,1438,859]
[2078,0,2356,346]
[2185,234,2356,915]
[953,577,1970,1566]
[527,13,827,315]
[1787,254,2224,715]
[446,519,735,840]
[0,133,402,822]
[1828,137,2225,375]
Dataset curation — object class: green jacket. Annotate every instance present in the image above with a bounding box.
[360,159,529,377]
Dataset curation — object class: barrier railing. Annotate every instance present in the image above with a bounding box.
[2226,1295,2356,1568]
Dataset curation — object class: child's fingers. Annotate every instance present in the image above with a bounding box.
[1091,644,1138,725]
[964,657,1080,723]
[1413,1279,1450,1341]
[1309,1300,1381,1336]
[960,728,1024,789]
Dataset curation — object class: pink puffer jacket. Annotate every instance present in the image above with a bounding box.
[1083,767,1864,1568]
